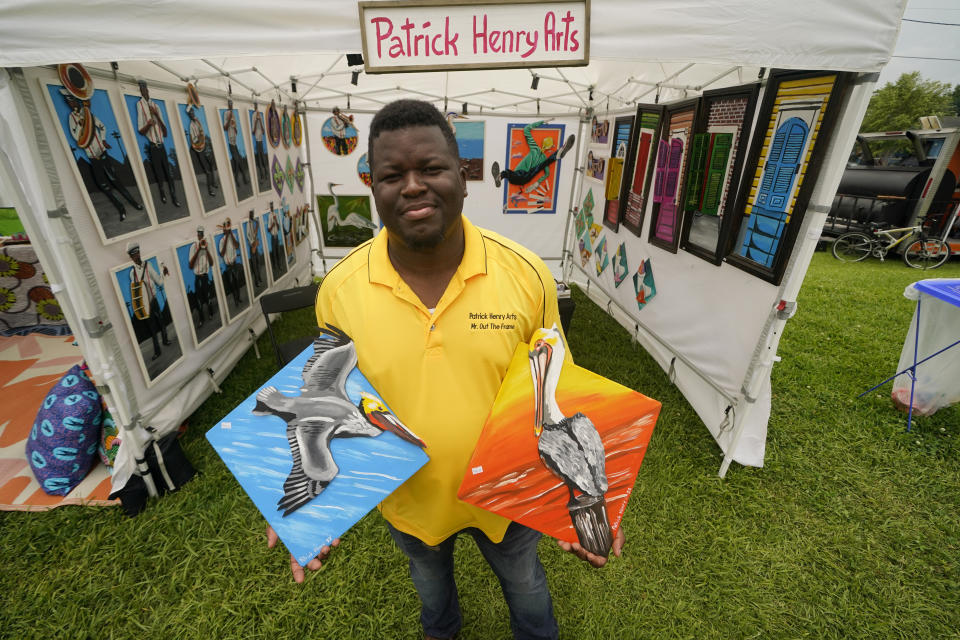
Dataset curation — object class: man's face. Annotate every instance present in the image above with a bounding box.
[139,83,149,100]
[197,231,204,241]
[130,251,142,265]
[370,125,466,252]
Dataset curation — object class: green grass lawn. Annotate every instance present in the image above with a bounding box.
[2,251,958,639]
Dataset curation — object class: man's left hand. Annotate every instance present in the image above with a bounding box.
[556,525,625,568]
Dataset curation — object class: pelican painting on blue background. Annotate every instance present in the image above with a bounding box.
[207,324,429,566]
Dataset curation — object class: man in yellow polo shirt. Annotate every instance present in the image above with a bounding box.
[267,99,623,640]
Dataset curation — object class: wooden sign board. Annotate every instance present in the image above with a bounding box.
[359,0,589,73]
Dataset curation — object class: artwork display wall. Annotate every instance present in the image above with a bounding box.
[31,65,311,400]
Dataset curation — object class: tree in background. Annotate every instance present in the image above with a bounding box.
[860,72,956,132]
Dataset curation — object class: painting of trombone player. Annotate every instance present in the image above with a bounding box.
[173,229,224,348]
[112,243,183,385]
[123,79,189,225]
[459,326,660,558]
[45,70,150,242]
[214,217,251,322]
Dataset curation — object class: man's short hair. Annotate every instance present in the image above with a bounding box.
[367,99,459,172]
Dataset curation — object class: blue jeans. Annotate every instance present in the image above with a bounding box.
[386,521,558,640]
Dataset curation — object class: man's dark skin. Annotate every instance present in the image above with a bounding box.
[266,121,624,583]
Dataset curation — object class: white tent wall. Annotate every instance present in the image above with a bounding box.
[308,110,578,274]
[2,65,313,494]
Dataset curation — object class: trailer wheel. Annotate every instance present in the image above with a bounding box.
[832,232,873,262]
[902,235,951,269]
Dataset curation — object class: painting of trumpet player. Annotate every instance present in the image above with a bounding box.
[459,325,660,558]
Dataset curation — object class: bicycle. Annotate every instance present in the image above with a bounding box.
[832,221,952,269]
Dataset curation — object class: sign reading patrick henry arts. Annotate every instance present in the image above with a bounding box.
[358,0,590,73]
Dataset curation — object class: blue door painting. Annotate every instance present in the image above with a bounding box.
[738,117,810,267]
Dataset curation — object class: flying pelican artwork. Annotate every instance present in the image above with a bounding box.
[326,182,378,231]
[253,325,426,516]
[528,325,614,557]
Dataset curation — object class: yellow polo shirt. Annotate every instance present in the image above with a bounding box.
[315,215,567,545]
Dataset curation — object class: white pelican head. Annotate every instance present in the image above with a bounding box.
[528,324,565,436]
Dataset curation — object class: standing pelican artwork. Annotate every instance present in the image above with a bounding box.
[528,325,614,557]
[253,324,426,516]
[326,182,378,231]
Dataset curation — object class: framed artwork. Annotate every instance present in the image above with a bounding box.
[281,105,293,149]
[357,153,372,187]
[612,242,628,288]
[241,213,270,299]
[43,79,152,243]
[647,99,700,253]
[501,121,566,214]
[175,102,227,215]
[602,115,634,232]
[262,208,288,282]
[594,235,609,276]
[574,207,586,240]
[458,327,660,558]
[271,156,285,197]
[321,108,359,156]
[219,104,254,203]
[453,119,485,181]
[678,83,760,265]
[294,205,310,246]
[726,70,850,284]
[122,83,189,226]
[295,158,305,193]
[214,221,252,323]
[578,233,592,268]
[111,248,184,386]
[207,326,429,566]
[267,100,281,149]
[632,258,656,310]
[172,234,225,348]
[280,199,297,268]
[292,110,303,147]
[590,115,610,145]
[248,106,272,194]
[317,191,376,247]
[284,156,295,193]
[619,105,664,238]
[585,150,606,182]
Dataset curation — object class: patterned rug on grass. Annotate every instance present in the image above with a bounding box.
[0,333,116,510]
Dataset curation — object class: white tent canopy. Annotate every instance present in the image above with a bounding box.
[1,0,904,112]
[0,1,907,488]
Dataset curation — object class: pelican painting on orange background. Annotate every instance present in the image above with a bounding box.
[458,326,661,558]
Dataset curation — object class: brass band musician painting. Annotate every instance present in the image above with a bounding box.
[221,101,253,203]
[173,229,225,348]
[123,79,189,225]
[215,217,251,322]
[111,242,183,384]
[44,64,151,242]
[242,210,269,299]
[177,102,226,214]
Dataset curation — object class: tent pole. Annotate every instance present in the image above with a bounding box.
[301,104,327,275]
[559,114,589,280]
[721,71,879,476]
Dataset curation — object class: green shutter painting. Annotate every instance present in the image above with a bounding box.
[701,133,733,216]
[684,133,709,212]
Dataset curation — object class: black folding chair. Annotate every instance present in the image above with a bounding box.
[259,282,320,368]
